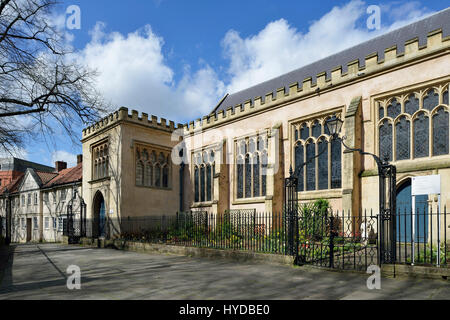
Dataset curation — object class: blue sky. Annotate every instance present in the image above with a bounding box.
[16,0,450,167]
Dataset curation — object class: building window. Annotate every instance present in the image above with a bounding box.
[135,146,170,189]
[52,217,57,229]
[293,116,342,192]
[193,150,215,203]
[27,194,31,206]
[92,142,109,180]
[44,217,49,230]
[60,189,66,201]
[44,192,49,203]
[21,218,25,229]
[33,217,38,230]
[236,134,268,199]
[378,84,449,161]
[34,192,38,205]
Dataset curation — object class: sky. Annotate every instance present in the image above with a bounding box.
[11,0,450,168]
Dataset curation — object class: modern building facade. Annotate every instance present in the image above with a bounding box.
[0,158,54,189]
[76,8,450,240]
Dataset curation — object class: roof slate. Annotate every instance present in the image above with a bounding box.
[213,8,450,115]
[42,163,82,189]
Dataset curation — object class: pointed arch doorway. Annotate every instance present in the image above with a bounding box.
[396,179,428,243]
[93,191,106,238]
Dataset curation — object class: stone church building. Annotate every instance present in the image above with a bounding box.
[81,9,450,238]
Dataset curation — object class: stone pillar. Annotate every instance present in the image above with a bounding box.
[266,123,284,213]
[342,96,363,218]
[214,139,229,216]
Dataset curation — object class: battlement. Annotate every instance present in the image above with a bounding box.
[82,107,183,140]
[183,28,450,134]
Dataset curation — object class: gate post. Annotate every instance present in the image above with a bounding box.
[284,167,298,257]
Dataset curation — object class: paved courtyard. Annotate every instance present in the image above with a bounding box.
[0,244,449,300]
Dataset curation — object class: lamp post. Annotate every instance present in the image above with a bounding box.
[325,115,397,264]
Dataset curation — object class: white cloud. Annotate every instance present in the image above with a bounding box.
[73,0,432,123]
[51,150,77,168]
[221,0,433,94]
[75,23,224,122]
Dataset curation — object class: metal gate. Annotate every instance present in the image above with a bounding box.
[284,164,395,271]
[65,199,87,244]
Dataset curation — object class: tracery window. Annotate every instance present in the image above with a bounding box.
[236,134,268,199]
[378,83,449,161]
[135,146,170,189]
[293,116,342,192]
[92,142,109,180]
[193,149,215,203]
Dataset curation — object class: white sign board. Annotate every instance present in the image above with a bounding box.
[411,175,440,196]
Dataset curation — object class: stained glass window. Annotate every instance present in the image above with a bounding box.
[414,112,429,158]
[387,98,401,119]
[162,166,169,188]
[245,154,252,198]
[194,167,199,202]
[155,164,161,187]
[312,121,321,138]
[136,160,143,186]
[261,151,267,197]
[395,116,410,160]
[200,165,205,202]
[295,144,304,192]
[300,123,309,140]
[331,139,342,189]
[237,157,244,199]
[253,153,260,197]
[379,120,393,162]
[145,163,153,186]
[306,141,316,191]
[423,89,439,111]
[318,139,328,190]
[379,103,385,119]
[206,164,212,201]
[405,94,419,115]
[433,107,449,156]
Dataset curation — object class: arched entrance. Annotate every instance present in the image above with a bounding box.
[396,179,428,243]
[93,191,106,238]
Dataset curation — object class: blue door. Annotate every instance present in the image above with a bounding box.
[396,180,428,243]
[99,200,106,237]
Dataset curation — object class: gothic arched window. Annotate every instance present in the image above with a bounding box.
[300,123,309,140]
[414,112,429,158]
[236,135,268,199]
[395,116,410,161]
[387,98,401,119]
[405,94,419,115]
[312,121,321,138]
[331,139,342,189]
[162,165,169,188]
[194,148,215,202]
[318,138,328,190]
[444,88,449,105]
[237,156,244,199]
[194,166,199,202]
[433,107,449,156]
[379,120,393,162]
[136,146,170,189]
[423,89,439,111]
[306,140,316,191]
[295,143,304,192]
[136,160,144,186]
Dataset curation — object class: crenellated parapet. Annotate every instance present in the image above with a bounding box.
[82,107,183,141]
[183,28,450,134]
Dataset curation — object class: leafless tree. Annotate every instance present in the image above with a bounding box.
[0,0,106,153]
